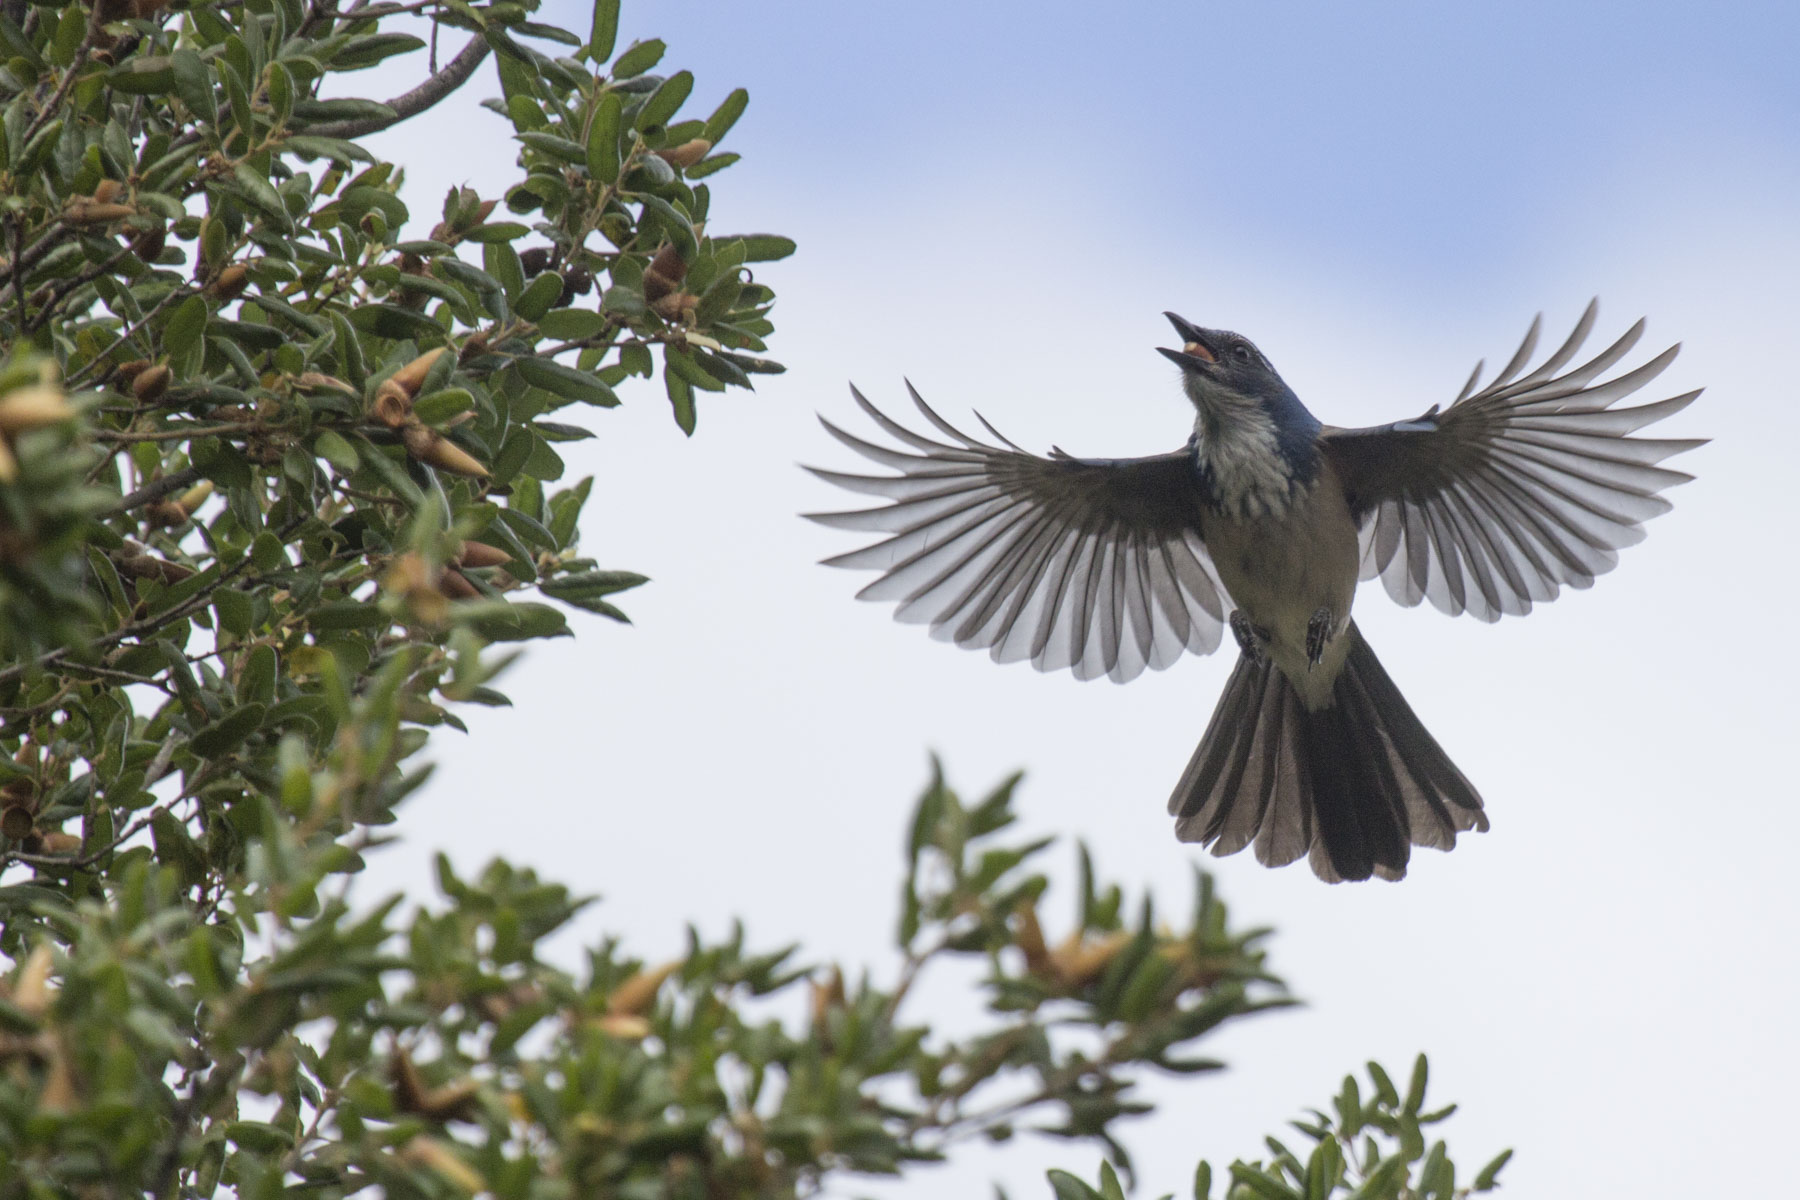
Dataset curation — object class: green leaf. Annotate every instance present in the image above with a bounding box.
[1193,1161,1213,1200]
[1403,1054,1428,1115]
[665,367,694,435]
[518,131,588,164]
[703,87,749,145]
[514,272,565,322]
[637,69,693,129]
[315,430,361,473]
[1472,1149,1512,1191]
[732,234,797,262]
[1227,1164,1300,1200]
[107,56,178,94]
[293,97,398,124]
[214,589,254,637]
[165,295,210,363]
[464,221,531,244]
[171,50,217,125]
[190,703,267,757]
[346,302,445,342]
[1046,1171,1103,1200]
[332,33,427,71]
[611,38,665,78]
[586,92,623,183]
[684,152,740,180]
[413,388,475,426]
[537,309,608,341]
[589,0,621,59]
[513,356,618,406]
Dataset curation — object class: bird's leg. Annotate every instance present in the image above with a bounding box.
[1305,607,1334,670]
[1229,609,1271,664]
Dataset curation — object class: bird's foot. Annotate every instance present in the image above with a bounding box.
[1305,607,1334,670]
[1230,610,1271,664]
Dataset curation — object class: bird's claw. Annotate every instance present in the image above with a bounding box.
[1230,610,1271,664]
[1305,608,1334,670]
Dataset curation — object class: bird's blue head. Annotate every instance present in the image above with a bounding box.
[1157,313,1321,474]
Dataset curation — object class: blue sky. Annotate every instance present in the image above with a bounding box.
[356,3,1797,1195]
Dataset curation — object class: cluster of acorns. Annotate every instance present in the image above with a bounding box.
[366,347,489,479]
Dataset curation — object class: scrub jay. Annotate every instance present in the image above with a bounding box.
[807,301,1703,882]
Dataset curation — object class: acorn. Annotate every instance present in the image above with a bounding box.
[1012,901,1052,978]
[175,480,214,515]
[63,199,136,226]
[208,263,249,300]
[129,222,166,262]
[455,541,512,569]
[437,568,479,600]
[142,501,192,529]
[92,179,124,205]
[293,372,356,395]
[113,360,152,385]
[606,960,681,1017]
[1048,930,1130,990]
[558,266,594,306]
[36,832,81,855]
[12,945,52,1016]
[387,347,447,397]
[808,966,845,1030]
[592,1013,652,1040]
[401,425,488,478]
[649,291,698,322]
[519,246,553,276]
[399,1136,486,1192]
[0,806,33,842]
[131,363,172,404]
[0,385,76,434]
[654,137,712,169]
[641,242,687,304]
[457,331,490,364]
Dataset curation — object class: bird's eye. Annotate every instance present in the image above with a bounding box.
[1231,343,1254,364]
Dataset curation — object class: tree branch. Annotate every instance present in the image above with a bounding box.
[109,465,203,514]
[303,35,491,139]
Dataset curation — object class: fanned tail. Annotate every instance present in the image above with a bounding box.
[1169,622,1486,882]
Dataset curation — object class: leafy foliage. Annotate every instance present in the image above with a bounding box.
[1047,1057,1512,1200]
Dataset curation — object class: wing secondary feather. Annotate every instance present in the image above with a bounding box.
[806,384,1228,682]
[1326,300,1705,621]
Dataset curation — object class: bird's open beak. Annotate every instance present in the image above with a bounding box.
[1157,312,1219,372]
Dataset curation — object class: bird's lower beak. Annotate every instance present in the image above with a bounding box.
[1158,312,1219,372]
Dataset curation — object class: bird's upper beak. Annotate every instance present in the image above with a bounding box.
[1157,312,1221,373]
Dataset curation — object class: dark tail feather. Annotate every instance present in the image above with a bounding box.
[1169,622,1486,883]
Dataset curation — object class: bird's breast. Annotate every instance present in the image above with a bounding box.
[1200,462,1361,696]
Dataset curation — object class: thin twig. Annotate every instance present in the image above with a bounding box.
[108,465,203,514]
[92,422,261,443]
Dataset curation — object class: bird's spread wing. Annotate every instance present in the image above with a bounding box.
[805,384,1228,682]
[1324,300,1705,621]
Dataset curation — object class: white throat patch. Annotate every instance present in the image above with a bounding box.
[1190,402,1300,518]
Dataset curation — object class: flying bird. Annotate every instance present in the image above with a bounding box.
[806,301,1703,881]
